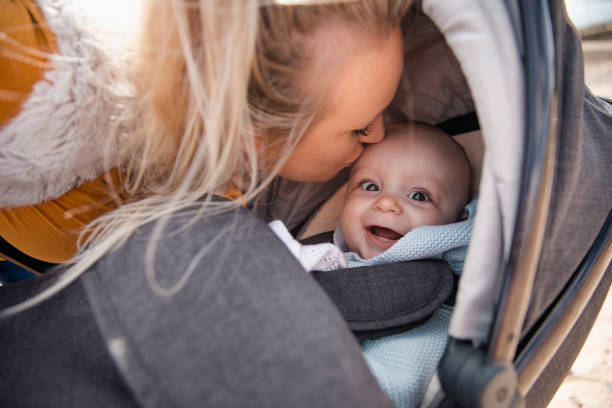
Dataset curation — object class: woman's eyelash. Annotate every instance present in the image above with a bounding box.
[352,123,374,137]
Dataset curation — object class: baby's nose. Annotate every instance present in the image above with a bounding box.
[374,195,402,214]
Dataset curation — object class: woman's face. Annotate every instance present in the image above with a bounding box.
[278,25,404,182]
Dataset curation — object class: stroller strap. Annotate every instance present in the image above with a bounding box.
[311,259,455,340]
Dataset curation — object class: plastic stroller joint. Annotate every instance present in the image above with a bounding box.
[439,338,525,408]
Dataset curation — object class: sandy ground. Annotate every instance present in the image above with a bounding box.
[549,290,612,407]
[582,39,612,98]
[547,38,612,408]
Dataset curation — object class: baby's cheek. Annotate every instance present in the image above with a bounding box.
[339,214,355,247]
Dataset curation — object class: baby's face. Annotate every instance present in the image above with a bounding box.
[340,123,470,259]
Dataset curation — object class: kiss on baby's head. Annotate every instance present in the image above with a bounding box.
[340,121,471,259]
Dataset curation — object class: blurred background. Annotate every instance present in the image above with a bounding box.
[566,0,612,97]
[549,2,611,407]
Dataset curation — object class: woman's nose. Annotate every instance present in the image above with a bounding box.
[374,195,402,215]
[359,115,385,144]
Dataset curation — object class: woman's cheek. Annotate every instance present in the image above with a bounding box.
[345,141,364,166]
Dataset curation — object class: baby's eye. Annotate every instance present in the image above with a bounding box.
[409,191,431,202]
[360,181,379,192]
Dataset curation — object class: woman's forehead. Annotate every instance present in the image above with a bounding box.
[305,26,404,130]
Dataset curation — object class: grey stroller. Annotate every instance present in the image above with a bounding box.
[0,1,610,408]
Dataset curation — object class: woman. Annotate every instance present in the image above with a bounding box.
[0,0,410,406]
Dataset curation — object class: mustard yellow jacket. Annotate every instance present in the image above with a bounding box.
[0,0,123,263]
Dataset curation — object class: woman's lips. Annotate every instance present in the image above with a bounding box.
[365,226,403,250]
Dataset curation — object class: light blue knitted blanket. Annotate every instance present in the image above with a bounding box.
[335,198,477,408]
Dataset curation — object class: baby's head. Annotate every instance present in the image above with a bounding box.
[340,121,471,259]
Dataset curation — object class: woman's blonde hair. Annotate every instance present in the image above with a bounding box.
[4,0,411,314]
[134,0,410,198]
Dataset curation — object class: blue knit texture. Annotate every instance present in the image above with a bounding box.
[361,306,452,408]
[347,198,477,408]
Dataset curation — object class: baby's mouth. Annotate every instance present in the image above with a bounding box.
[366,226,403,249]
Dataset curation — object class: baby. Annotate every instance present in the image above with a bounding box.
[339,120,471,259]
[270,120,473,270]
[270,120,476,408]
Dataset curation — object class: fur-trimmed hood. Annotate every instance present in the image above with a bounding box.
[0,0,144,207]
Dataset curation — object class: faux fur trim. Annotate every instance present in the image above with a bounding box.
[0,0,144,207]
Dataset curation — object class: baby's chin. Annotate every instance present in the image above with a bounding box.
[353,244,384,260]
